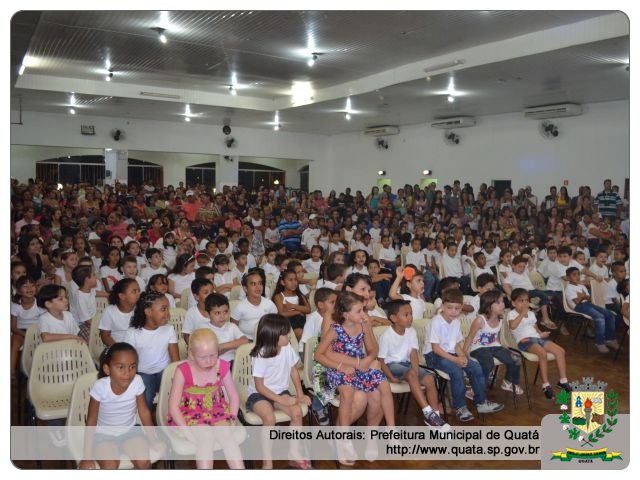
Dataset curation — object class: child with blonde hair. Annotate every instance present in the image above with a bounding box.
[168,328,244,469]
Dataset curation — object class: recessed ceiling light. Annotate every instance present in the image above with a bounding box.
[448,95,455,103]
[345,113,351,120]
[185,117,191,122]
[274,124,280,131]
[69,108,76,115]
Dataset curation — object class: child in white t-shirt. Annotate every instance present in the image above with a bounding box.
[182,279,215,345]
[508,288,569,399]
[11,276,43,375]
[378,299,447,428]
[125,292,179,409]
[36,284,83,343]
[70,265,109,341]
[424,289,503,422]
[202,292,248,363]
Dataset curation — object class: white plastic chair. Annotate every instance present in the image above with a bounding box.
[88,312,106,367]
[169,307,188,360]
[400,246,411,267]
[66,371,163,469]
[500,314,553,410]
[561,281,594,348]
[589,280,607,308]
[229,285,243,301]
[28,341,97,423]
[155,361,246,468]
[179,288,191,309]
[95,297,108,317]
[529,271,547,291]
[231,343,308,425]
[18,324,42,424]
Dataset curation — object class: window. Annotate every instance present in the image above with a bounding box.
[35,156,162,186]
[185,162,216,190]
[238,162,285,190]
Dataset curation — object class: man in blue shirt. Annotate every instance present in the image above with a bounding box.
[278,209,304,253]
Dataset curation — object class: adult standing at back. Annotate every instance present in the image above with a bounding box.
[595,179,622,220]
[180,190,201,223]
[278,209,303,253]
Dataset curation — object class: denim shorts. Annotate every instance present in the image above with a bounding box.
[246,391,291,411]
[386,361,429,381]
[517,337,548,351]
[94,424,145,446]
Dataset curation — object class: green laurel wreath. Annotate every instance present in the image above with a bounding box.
[557,389,618,445]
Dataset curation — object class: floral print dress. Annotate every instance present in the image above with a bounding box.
[168,360,235,426]
[324,323,386,392]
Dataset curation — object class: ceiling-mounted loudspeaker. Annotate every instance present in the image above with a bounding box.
[541,121,559,138]
[222,125,231,135]
[111,129,125,141]
[225,137,236,148]
[445,131,460,145]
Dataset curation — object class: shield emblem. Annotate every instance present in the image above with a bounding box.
[571,391,606,434]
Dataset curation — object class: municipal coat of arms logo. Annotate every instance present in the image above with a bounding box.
[552,377,622,462]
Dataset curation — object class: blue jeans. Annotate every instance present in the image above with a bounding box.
[423,271,439,302]
[425,352,486,409]
[139,371,163,410]
[469,346,520,386]
[574,302,616,344]
[373,279,391,302]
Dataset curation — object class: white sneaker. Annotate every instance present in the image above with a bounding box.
[476,400,504,414]
[501,380,524,395]
[595,344,610,354]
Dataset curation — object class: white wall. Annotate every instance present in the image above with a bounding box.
[10,110,324,186]
[11,100,629,198]
[318,100,630,197]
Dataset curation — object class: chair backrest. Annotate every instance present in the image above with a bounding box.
[301,335,318,391]
[423,302,435,319]
[66,372,99,427]
[88,312,106,367]
[20,323,42,378]
[95,297,108,317]
[265,274,276,297]
[179,288,191,309]
[590,280,606,308]
[232,343,255,407]
[28,341,97,411]
[372,242,382,261]
[470,270,478,292]
[65,371,99,462]
[415,318,431,366]
[459,316,474,339]
[229,299,240,313]
[169,307,188,360]
[372,325,389,343]
[400,246,411,267]
[303,272,319,289]
[156,361,181,427]
[499,309,519,350]
[529,271,547,291]
[229,285,243,301]
[560,280,578,314]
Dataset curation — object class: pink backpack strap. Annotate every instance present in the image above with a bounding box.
[178,361,194,387]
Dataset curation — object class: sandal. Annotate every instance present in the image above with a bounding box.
[288,460,313,469]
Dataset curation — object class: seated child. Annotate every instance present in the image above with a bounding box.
[424,289,504,422]
[379,299,449,428]
[508,288,569,398]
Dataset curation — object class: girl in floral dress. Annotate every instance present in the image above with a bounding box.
[168,328,244,469]
[315,291,395,465]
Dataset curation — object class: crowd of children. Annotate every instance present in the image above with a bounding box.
[10,177,630,468]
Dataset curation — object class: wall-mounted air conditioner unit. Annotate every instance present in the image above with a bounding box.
[523,103,582,120]
[364,125,400,136]
[430,116,476,129]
